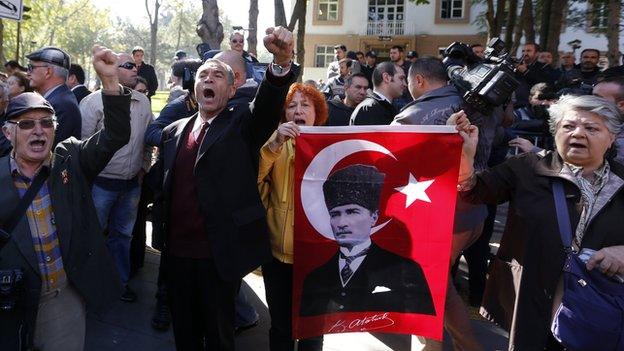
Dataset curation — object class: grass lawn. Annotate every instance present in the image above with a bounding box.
[151,91,169,115]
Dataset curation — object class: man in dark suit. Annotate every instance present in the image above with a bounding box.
[151,26,297,350]
[0,46,129,350]
[67,63,91,104]
[26,46,82,146]
[300,164,435,317]
[350,62,405,125]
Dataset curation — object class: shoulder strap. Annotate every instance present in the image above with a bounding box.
[1,167,50,238]
[551,180,573,248]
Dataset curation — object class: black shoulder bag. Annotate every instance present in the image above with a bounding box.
[0,167,50,311]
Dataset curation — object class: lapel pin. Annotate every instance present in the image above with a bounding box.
[61,169,69,184]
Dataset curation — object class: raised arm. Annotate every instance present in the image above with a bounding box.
[78,45,131,181]
[245,27,299,151]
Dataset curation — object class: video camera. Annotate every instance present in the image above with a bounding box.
[171,59,203,91]
[443,38,521,115]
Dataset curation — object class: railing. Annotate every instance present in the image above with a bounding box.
[366,20,405,36]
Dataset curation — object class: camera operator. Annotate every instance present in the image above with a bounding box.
[392,57,508,351]
[0,45,130,350]
[515,43,554,108]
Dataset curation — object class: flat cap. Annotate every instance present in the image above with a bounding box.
[5,92,55,120]
[365,50,377,58]
[26,46,71,70]
[173,50,187,60]
[323,164,385,212]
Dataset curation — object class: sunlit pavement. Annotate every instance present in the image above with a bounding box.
[86,206,510,351]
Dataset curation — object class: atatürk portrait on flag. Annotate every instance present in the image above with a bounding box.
[299,163,435,317]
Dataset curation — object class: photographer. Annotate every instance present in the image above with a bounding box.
[0,46,130,350]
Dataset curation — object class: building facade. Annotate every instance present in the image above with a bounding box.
[299,0,487,80]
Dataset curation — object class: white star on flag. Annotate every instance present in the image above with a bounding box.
[394,173,434,208]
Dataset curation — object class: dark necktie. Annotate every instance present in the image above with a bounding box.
[340,248,369,284]
[195,122,209,145]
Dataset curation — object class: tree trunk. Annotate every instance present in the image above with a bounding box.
[248,0,258,56]
[288,0,307,81]
[15,21,20,61]
[274,0,287,26]
[145,0,160,67]
[0,19,6,64]
[504,0,518,51]
[512,0,530,54]
[175,7,183,50]
[524,0,536,43]
[606,0,621,67]
[197,0,224,50]
[539,0,552,49]
[545,0,565,66]
[485,0,506,39]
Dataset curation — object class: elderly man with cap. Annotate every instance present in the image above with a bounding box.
[27,46,82,146]
[299,164,435,317]
[0,45,131,351]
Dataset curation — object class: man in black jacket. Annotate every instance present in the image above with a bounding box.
[67,64,91,104]
[515,43,553,107]
[132,46,158,99]
[151,26,297,350]
[300,164,435,317]
[326,73,368,126]
[0,45,130,351]
[350,62,405,125]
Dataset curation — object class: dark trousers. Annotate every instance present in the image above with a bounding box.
[130,181,153,276]
[262,258,323,351]
[166,255,237,351]
[463,203,496,304]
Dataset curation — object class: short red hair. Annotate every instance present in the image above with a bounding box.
[283,83,328,126]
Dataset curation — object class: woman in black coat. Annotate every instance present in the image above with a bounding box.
[453,94,624,350]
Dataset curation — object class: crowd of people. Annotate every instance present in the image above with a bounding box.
[0,24,624,351]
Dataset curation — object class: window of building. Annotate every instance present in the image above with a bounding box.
[440,0,464,19]
[315,45,335,68]
[588,0,608,31]
[367,0,405,35]
[317,0,339,21]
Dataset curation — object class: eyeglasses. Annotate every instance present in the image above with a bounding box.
[118,62,137,70]
[6,117,56,130]
[231,39,243,44]
[27,64,48,73]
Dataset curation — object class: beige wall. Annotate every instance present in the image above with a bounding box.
[299,33,486,70]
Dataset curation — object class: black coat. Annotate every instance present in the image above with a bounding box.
[326,98,354,126]
[47,84,82,146]
[152,66,299,281]
[71,84,91,104]
[299,243,435,317]
[137,62,158,98]
[462,152,624,350]
[349,92,397,125]
[0,91,130,349]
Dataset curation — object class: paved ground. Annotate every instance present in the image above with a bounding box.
[86,205,511,351]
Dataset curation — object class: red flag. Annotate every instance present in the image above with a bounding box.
[293,125,462,340]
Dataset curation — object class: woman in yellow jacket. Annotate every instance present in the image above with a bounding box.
[258,83,328,351]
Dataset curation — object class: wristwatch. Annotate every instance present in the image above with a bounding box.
[271,60,292,75]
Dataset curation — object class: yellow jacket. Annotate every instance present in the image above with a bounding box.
[258,132,296,264]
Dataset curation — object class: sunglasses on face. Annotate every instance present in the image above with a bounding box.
[6,117,56,130]
[231,39,243,44]
[118,62,137,70]
[27,64,49,73]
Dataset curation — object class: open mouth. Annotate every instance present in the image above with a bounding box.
[203,88,215,100]
[294,118,307,125]
[569,142,587,149]
[29,139,46,152]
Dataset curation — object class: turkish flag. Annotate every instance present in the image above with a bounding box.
[292,125,462,340]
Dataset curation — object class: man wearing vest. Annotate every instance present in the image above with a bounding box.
[151,26,298,350]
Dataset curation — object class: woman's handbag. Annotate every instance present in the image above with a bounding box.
[550,180,624,351]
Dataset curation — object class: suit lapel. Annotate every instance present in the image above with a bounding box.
[49,153,73,256]
[196,111,229,166]
[162,117,194,192]
[0,157,39,273]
